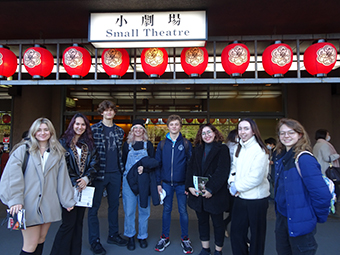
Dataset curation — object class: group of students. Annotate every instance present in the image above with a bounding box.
[0,99,333,255]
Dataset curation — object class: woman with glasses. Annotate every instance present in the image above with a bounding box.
[273,118,331,255]
[186,123,230,255]
[228,118,270,255]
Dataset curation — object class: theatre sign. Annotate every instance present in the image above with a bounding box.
[89,11,207,48]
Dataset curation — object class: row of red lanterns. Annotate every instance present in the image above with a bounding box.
[148,118,239,124]
[0,40,337,79]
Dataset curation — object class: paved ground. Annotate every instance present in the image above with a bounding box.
[0,198,340,255]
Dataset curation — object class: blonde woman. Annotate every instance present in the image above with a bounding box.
[0,117,75,255]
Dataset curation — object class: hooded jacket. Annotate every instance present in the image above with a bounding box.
[274,149,331,237]
[155,132,192,185]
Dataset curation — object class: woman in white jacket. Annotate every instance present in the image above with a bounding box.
[228,118,270,255]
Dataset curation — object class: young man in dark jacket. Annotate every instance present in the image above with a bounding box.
[154,115,193,254]
[88,100,128,255]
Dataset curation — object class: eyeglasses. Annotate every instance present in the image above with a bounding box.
[202,130,213,136]
[279,130,297,137]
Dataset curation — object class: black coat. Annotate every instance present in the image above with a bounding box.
[127,156,160,208]
[185,142,231,214]
[60,138,99,186]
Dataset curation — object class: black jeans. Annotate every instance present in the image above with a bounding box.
[275,212,317,255]
[50,206,86,255]
[230,196,268,255]
[195,210,224,247]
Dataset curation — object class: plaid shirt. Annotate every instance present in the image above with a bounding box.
[91,121,125,180]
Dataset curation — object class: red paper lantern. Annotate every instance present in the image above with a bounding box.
[2,114,11,124]
[151,118,158,124]
[230,118,239,124]
[181,47,208,77]
[63,44,92,78]
[23,45,54,79]
[186,118,193,123]
[0,46,17,78]
[141,48,168,77]
[262,41,293,77]
[101,48,130,78]
[209,118,215,124]
[303,40,337,77]
[197,118,205,123]
[221,42,250,77]
[219,118,227,124]
[162,118,168,124]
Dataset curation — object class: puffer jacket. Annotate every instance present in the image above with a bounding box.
[59,138,99,186]
[274,148,331,237]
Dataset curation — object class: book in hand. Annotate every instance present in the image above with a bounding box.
[74,186,95,207]
[193,176,209,195]
[7,209,26,230]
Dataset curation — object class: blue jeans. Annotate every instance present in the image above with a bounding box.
[88,172,122,245]
[161,182,189,239]
[275,212,318,255]
[122,175,150,239]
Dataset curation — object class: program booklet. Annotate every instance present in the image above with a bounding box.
[193,176,209,195]
[74,186,95,207]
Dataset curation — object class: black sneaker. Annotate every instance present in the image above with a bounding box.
[107,234,128,246]
[91,239,106,255]
[155,235,170,252]
[181,237,193,254]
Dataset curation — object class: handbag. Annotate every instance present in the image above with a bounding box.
[325,163,340,185]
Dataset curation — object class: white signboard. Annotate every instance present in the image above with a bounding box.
[89,11,207,48]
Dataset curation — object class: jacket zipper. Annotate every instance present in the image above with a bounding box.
[171,142,175,186]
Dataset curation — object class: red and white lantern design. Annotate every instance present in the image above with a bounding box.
[209,119,215,124]
[150,118,158,124]
[2,114,11,124]
[186,118,193,123]
[63,44,91,78]
[197,118,205,124]
[101,48,130,78]
[141,48,168,78]
[162,118,168,124]
[262,41,293,77]
[181,47,208,77]
[0,46,17,78]
[23,45,54,79]
[303,40,337,77]
[221,42,250,77]
[219,118,227,124]
[230,118,239,124]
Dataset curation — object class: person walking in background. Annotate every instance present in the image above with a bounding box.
[154,114,193,254]
[274,119,331,255]
[122,119,157,250]
[186,123,230,255]
[312,129,340,175]
[228,118,270,255]
[265,137,277,200]
[50,113,98,255]
[88,100,128,255]
[0,117,75,255]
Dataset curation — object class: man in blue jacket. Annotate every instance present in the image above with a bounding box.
[154,114,193,254]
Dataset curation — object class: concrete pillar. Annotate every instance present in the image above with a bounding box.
[11,85,64,146]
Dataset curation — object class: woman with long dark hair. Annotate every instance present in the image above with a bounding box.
[50,113,98,255]
[186,123,230,255]
[228,118,270,255]
[0,117,75,255]
[274,118,331,255]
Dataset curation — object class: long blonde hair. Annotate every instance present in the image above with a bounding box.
[12,117,65,157]
[276,118,312,158]
[126,126,148,145]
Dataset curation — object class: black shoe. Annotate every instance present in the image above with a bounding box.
[138,238,148,248]
[127,237,135,250]
[107,234,128,246]
[91,239,106,255]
